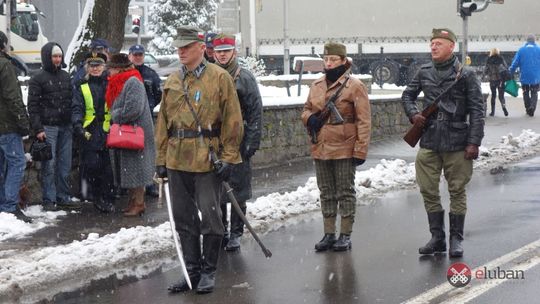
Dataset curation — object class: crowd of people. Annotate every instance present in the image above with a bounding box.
[1,24,539,295]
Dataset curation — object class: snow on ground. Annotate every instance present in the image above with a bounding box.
[1,130,540,302]
[0,206,67,242]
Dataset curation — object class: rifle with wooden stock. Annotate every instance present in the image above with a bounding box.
[308,77,349,144]
[403,66,464,148]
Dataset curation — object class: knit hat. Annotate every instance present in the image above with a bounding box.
[106,53,132,68]
[527,34,536,43]
[323,42,346,57]
[212,34,236,51]
[431,28,457,43]
[172,26,204,48]
[52,45,63,56]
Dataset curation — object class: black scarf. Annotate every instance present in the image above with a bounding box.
[324,64,347,83]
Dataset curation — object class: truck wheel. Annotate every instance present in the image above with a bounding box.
[371,61,399,85]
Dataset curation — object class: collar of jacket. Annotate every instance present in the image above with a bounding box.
[181,59,207,79]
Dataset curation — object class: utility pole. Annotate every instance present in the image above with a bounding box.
[5,0,11,52]
[283,0,290,75]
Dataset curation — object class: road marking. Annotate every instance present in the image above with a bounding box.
[402,238,540,304]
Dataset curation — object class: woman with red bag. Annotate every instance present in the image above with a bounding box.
[106,53,155,216]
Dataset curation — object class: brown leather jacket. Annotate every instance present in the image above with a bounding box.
[301,68,371,160]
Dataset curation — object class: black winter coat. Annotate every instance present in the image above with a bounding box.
[402,57,485,152]
[72,74,109,151]
[226,67,263,202]
[135,64,162,111]
[484,55,507,82]
[27,42,72,134]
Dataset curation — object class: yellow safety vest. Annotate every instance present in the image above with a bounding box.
[81,83,111,132]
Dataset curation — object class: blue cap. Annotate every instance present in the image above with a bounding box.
[90,38,110,51]
[205,32,217,48]
[129,44,145,54]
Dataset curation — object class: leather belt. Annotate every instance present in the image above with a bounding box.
[168,128,220,138]
[435,112,465,122]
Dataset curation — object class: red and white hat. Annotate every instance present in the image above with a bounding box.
[212,34,236,51]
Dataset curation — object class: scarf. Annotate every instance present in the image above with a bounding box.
[433,55,456,71]
[325,64,348,84]
[105,69,143,109]
[217,57,239,78]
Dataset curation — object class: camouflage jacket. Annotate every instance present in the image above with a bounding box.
[155,61,244,172]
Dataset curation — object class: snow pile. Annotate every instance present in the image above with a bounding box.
[475,129,540,170]
[0,206,67,242]
[0,223,174,303]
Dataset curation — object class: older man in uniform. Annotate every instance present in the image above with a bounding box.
[155,26,243,294]
[401,28,485,258]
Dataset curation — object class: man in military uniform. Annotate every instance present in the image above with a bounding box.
[155,26,243,294]
[401,28,485,258]
[212,33,263,251]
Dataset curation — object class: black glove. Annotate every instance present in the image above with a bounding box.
[307,114,325,132]
[353,158,365,167]
[216,161,233,181]
[73,123,85,140]
[156,165,167,178]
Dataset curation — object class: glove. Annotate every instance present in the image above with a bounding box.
[464,144,479,160]
[73,124,85,140]
[156,165,167,178]
[216,161,233,181]
[307,114,325,132]
[353,158,365,167]
[411,114,426,128]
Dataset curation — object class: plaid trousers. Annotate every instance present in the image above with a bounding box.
[314,158,357,218]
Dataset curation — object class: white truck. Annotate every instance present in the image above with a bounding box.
[0,1,48,73]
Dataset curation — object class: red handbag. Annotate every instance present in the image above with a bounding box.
[106,124,145,150]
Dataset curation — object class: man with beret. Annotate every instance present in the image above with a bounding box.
[212,33,263,251]
[128,44,162,198]
[155,26,243,294]
[301,42,371,252]
[509,34,540,116]
[0,30,32,223]
[401,28,485,258]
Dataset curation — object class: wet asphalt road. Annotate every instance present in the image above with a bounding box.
[9,96,540,303]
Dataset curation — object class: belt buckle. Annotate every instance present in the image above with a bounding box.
[437,112,444,120]
[177,129,185,138]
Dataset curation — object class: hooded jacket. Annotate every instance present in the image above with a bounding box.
[27,42,72,134]
[509,41,540,85]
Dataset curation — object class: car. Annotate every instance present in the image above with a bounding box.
[144,53,160,70]
[155,59,180,77]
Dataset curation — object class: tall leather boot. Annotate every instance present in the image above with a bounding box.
[449,213,465,258]
[315,216,336,251]
[489,99,495,116]
[333,216,353,251]
[197,235,222,294]
[168,235,202,293]
[123,187,145,217]
[225,205,246,251]
[221,203,229,247]
[419,210,446,254]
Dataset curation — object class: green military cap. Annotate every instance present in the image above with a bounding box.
[172,26,205,48]
[431,28,457,43]
[323,42,347,57]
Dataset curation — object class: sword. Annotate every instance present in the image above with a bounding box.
[156,176,192,289]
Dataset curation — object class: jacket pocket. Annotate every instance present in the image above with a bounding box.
[448,121,469,148]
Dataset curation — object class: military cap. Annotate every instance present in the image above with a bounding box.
[431,28,457,43]
[323,42,346,57]
[172,26,205,48]
[85,52,107,66]
[212,34,236,51]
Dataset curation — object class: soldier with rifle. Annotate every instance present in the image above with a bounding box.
[301,42,371,252]
[401,28,485,258]
[154,26,244,294]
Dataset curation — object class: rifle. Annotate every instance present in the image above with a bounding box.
[308,77,349,144]
[403,66,464,148]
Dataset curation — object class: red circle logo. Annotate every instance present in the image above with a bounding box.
[447,262,472,287]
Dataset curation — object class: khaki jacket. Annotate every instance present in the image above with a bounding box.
[155,62,244,172]
[301,70,371,160]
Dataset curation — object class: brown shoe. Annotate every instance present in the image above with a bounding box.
[123,187,145,217]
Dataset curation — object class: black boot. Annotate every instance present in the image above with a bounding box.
[449,213,465,258]
[145,183,159,198]
[332,234,352,251]
[10,207,33,223]
[197,235,222,294]
[168,235,201,293]
[94,197,115,213]
[315,234,336,252]
[419,211,446,255]
[489,99,495,116]
[220,204,229,247]
[225,205,246,251]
